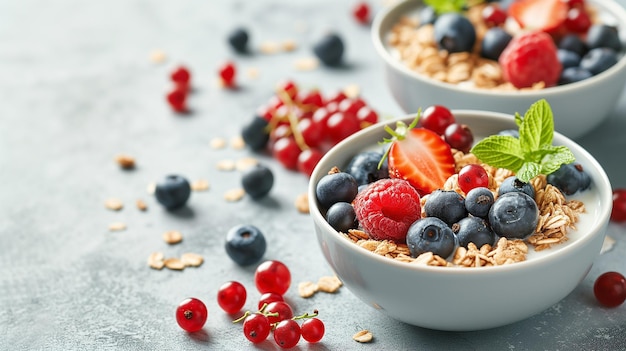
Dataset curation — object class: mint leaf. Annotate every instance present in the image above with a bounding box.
[470,99,575,182]
[519,99,554,153]
[470,135,525,171]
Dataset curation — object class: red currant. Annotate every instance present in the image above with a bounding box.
[272,137,302,170]
[593,272,626,308]
[298,89,325,110]
[277,80,298,102]
[611,188,626,222]
[356,106,378,127]
[273,319,301,349]
[171,65,191,85]
[166,86,188,113]
[481,5,507,27]
[352,2,371,24]
[297,148,324,176]
[565,0,585,9]
[300,317,325,343]
[444,123,474,153]
[242,313,271,344]
[175,297,208,332]
[219,61,236,88]
[258,292,284,310]
[298,118,324,148]
[338,98,366,117]
[458,164,489,194]
[419,105,456,136]
[217,281,247,314]
[264,301,294,325]
[326,111,361,144]
[326,91,347,105]
[565,7,591,33]
[254,260,291,295]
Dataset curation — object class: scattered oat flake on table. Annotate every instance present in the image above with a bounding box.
[146,182,156,195]
[191,179,210,191]
[105,198,124,211]
[353,330,373,343]
[259,41,280,54]
[108,222,127,231]
[149,50,167,64]
[115,154,135,169]
[216,159,236,171]
[162,230,183,244]
[281,39,297,51]
[148,252,165,270]
[246,67,260,79]
[317,275,342,293]
[224,188,246,202]
[136,199,148,211]
[210,137,227,149]
[181,253,204,267]
[294,57,319,71]
[298,281,319,298]
[236,157,258,171]
[294,193,309,213]
[230,136,246,150]
[164,258,185,270]
[343,84,361,99]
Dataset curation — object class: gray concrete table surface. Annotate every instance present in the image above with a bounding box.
[1,0,626,350]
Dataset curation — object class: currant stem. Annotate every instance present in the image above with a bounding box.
[291,309,319,321]
[276,89,309,152]
[232,303,279,324]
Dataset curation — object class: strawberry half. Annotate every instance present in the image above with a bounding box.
[508,0,568,36]
[382,119,455,195]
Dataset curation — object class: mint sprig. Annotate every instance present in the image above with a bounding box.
[470,99,575,183]
[424,0,484,14]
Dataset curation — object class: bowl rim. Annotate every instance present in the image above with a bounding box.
[371,0,626,97]
[308,110,613,275]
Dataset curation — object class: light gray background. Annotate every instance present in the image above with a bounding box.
[1,0,625,350]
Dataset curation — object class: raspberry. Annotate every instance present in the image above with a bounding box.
[498,31,562,88]
[353,178,422,242]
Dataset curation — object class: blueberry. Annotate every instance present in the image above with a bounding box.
[586,24,622,52]
[241,164,274,199]
[225,224,266,266]
[326,202,358,233]
[497,129,519,138]
[418,6,437,27]
[433,13,476,53]
[498,176,535,199]
[227,27,250,53]
[453,217,495,249]
[580,48,618,75]
[557,49,581,69]
[465,187,494,218]
[559,67,593,85]
[315,172,358,209]
[488,192,539,240]
[480,27,512,61]
[407,217,457,259]
[547,163,591,195]
[345,151,389,186]
[155,175,191,210]
[241,115,270,151]
[424,189,467,226]
[313,33,344,66]
[559,34,588,57]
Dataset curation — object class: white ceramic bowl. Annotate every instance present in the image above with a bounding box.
[308,110,612,331]
[372,0,626,139]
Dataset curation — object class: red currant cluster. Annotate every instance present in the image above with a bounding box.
[418,105,474,153]
[175,260,325,348]
[247,80,379,176]
[166,65,192,113]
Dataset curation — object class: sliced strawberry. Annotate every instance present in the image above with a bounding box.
[388,127,454,195]
[508,0,568,36]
